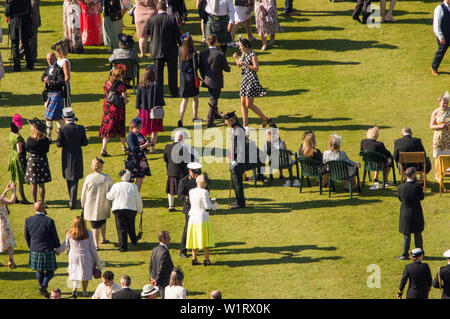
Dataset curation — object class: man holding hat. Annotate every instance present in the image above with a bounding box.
[141,284,159,299]
[397,248,432,299]
[178,162,202,258]
[432,249,450,299]
[56,108,88,210]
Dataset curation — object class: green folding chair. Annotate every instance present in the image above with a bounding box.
[297,156,324,195]
[326,160,361,199]
[359,150,396,189]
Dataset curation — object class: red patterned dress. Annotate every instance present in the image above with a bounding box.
[99,80,126,138]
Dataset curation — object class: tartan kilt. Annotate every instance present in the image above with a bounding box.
[29,251,58,272]
[206,15,231,44]
[166,176,182,195]
[44,92,64,121]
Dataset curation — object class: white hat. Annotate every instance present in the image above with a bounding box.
[187,162,202,170]
[444,250,450,258]
[141,284,159,297]
[119,169,132,182]
[62,107,75,119]
[411,248,424,257]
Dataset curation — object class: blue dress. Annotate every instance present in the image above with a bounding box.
[126,131,151,178]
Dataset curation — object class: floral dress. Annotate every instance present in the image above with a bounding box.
[99,80,127,138]
[126,131,151,178]
[254,0,281,37]
[239,51,266,98]
[0,204,16,253]
[433,108,450,158]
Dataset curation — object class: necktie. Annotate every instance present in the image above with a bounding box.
[214,0,220,14]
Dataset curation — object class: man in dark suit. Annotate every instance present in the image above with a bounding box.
[352,0,372,24]
[393,127,426,165]
[112,275,141,299]
[433,249,450,299]
[397,167,425,260]
[56,108,88,210]
[199,34,231,128]
[25,201,61,298]
[149,231,174,299]
[164,131,198,212]
[5,0,34,71]
[144,1,181,97]
[398,248,432,299]
[177,163,202,257]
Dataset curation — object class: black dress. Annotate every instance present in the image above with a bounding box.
[25,137,52,184]
[179,49,200,98]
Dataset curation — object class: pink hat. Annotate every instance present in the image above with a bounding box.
[12,114,23,129]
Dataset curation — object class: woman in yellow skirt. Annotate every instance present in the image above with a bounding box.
[186,174,217,266]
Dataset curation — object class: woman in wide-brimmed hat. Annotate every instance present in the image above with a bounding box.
[8,114,30,204]
[24,118,52,203]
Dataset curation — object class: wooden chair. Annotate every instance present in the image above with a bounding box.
[326,160,361,199]
[297,156,324,195]
[110,58,140,94]
[398,152,426,190]
[436,155,450,196]
[359,150,396,189]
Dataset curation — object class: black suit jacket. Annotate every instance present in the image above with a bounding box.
[163,142,196,177]
[393,135,426,164]
[199,48,231,89]
[112,288,141,299]
[399,261,432,299]
[24,213,60,252]
[41,63,65,92]
[433,264,450,299]
[398,181,424,234]
[144,12,181,59]
[177,175,198,214]
[56,122,88,181]
[360,139,392,160]
[149,244,174,288]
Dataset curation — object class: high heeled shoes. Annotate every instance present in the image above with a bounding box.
[261,117,273,127]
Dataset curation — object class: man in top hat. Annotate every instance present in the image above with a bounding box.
[397,248,432,299]
[224,111,247,210]
[432,249,450,299]
[42,52,66,141]
[397,167,425,260]
[56,108,88,210]
[25,201,61,298]
[177,162,202,258]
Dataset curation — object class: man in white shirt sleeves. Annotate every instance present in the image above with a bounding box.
[91,270,121,299]
[432,0,450,76]
[204,0,235,54]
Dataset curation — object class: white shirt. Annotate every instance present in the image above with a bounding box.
[106,182,143,213]
[164,285,186,299]
[205,0,235,23]
[91,282,121,299]
[433,1,450,40]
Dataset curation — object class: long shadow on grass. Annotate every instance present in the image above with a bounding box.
[276,39,398,52]
[268,114,352,125]
[215,254,342,267]
[284,124,391,132]
[298,10,428,17]
[214,244,336,256]
[198,89,308,100]
[0,93,42,107]
[0,271,38,280]
[262,59,360,68]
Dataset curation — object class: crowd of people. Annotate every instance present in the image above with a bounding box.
[1,0,450,300]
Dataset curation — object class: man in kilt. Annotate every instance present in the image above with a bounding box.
[25,201,61,298]
[42,52,66,142]
[204,0,235,54]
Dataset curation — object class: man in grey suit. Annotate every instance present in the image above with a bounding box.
[149,231,174,299]
[199,34,231,128]
[56,108,88,210]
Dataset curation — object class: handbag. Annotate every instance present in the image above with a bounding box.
[106,80,125,108]
[234,0,249,6]
[192,53,201,89]
[93,265,102,279]
[149,84,164,119]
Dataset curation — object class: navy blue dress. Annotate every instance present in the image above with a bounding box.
[126,131,151,178]
[179,49,200,98]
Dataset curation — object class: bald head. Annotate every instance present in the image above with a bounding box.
[47,52,56,66]
[34,201,45,213]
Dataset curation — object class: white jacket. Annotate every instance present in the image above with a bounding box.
[106,182,143,213]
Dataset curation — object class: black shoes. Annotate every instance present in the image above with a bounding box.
[180,252,188,258]
[39,287,50,299]
[177,120,183,127]
[168,207,176,212]
[192,258,200,265]
[203,259,213,266]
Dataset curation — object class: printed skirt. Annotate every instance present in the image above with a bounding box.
[25,154,52,184]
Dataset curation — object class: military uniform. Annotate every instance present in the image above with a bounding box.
[177,173,199,257]
[5,0,34,71]
[433,264,450,299]
[398,259,432,299]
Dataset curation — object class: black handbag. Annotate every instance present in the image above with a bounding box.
[106,81,125,108]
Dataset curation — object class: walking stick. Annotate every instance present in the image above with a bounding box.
[227,169,232,211]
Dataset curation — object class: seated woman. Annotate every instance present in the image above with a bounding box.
[264,124,287,182]
[323,134,361,190]
[299,130,326,184]
[360,126,393,190]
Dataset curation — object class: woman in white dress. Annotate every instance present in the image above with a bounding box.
[186,174,216,266]
[81,157,113,250]
[0,182,17,269]
[164,268,186,299]
[52,40,72,107]
[56,216,99,298]
[230,0,255,45]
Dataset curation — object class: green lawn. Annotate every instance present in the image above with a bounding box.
[0,0,449,299]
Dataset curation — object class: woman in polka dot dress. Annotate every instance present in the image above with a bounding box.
[24,119,52,203]
[233,38,271,129]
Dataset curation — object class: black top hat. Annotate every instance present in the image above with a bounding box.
[27,118,47,135]
[223,111,237,120]
[118,33,134,49]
